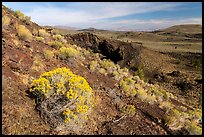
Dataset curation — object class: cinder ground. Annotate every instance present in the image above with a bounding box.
[2,5,202,135]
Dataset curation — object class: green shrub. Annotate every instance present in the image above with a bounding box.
[164,115,178,128]
[158,101,173,112]
[24,16,31,25]
[15,10,24,19]
[32,28,38,36]
[100,59,119,75]
[38,29,50,38]
[2,15,10,28]
[121,104,136,116]
[35,36,45,42]
[151,87,170,102]
[134,64,145,80]
[179,106,187,112]
[101,59,115,69]
[112,71,121,81]
[119,77,136,97]
[117,68,129,79]
[53,34,63,41]
[43,50,54,60]
[58,47,80,60]
[137,88,148,101]
[160,90,170,101]
[29,67,94,131]
[98,68,107,76]
[48,41,63,49]
[31,58,43,71]
[16,25,33,41]
[145,95,156,105]
[89,61,98,71]
[188,109,202,121]
[187,122,202,135]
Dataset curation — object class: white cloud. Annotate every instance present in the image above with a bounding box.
[25,2,184,25]
[3,2,202,31]
[101,17,202,31]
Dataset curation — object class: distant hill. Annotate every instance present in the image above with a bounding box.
[154,24,202,34]
[53,25,80,30]
[78,27,107,32]
[2,4,202,135]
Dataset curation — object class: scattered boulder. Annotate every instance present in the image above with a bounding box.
[195,79,202,84]
[175,81,193,92]
[168,71,180,77]
[154,72,168,83]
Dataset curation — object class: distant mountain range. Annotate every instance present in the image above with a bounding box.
[52,25,81,30]
[52,24,202,33]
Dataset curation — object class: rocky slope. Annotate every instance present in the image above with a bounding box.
[2,5,202,135]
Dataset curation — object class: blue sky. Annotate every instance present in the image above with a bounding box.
[3,2,202,31]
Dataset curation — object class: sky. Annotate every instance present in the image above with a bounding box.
[2,2,202,31]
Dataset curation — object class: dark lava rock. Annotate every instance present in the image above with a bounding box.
[99,40,123,63]
[195,79,202,84]
[69,32,142,66]
[69,32,101,52]
[154,72,168,83]
[168,71,180,77]
[175,81,193,92]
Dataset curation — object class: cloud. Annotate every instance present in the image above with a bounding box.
[3,2,202,31]
[23,2,184,25]
[100,17,202,31]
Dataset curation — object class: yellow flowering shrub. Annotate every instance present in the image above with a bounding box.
[63,109,77,123]
[29,67,94,131]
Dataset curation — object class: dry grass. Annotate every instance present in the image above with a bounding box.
[139,41,202,53]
